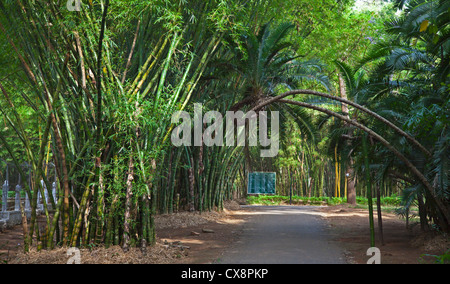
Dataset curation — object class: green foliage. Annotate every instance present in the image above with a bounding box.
[421,250,450,264]
[247,195,348,206]
[335,0,450,232]
[247,194,401,207]
[0,0,258,250]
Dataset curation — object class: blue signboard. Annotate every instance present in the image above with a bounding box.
[248,172,276,195]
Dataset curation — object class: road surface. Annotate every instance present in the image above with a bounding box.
[216,206,347,264]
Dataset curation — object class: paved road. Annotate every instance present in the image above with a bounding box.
[217,206,347,264]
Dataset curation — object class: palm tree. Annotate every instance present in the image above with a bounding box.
[218,21,331,177]
[229,21,331,111]
[343,0,450,231]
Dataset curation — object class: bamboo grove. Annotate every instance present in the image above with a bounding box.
[0,0,449,252]
[0,0,251,251]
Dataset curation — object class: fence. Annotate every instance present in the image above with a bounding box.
[0,161,58,231]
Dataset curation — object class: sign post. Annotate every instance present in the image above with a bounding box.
[248,173,276,195]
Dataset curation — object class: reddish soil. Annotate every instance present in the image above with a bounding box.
[0,225,24,263]
[156,211,248,264]
[319,204,450,264]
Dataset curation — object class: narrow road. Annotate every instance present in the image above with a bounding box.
[216,206,347,264]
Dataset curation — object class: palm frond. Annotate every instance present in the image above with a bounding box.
[334,60,356,91]
[430,129,450,198]
[386,47,432,70]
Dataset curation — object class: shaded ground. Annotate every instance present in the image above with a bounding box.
[215,206,346,264]
[1,201,449,264]
[319,204,450,264]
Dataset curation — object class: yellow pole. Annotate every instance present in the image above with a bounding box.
[45,139,51,176]
[344,173,348,200]
[337,156,341,198]
[335,147,339,197]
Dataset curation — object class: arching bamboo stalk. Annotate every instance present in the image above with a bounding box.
[251,90,432,157]
[269,98,450,227]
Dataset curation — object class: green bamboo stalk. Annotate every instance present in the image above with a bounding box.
[153,31,182,112]
[251,89,432,158]
[362,133,376,248]
[95,0,110,146]
[179,34,222,112]
[149,172,157,245]
[168,148,182,214]
[275,99,450,224]
[166,52,195,112]
[47,186,64,249]
[70,174,94,247]
[105,155,121,248]
[185,147,196,212]
[199,148,206,212]
[95,158,105,244]
[128,37,166,97]
[140,193,150,251]
[208,148,218,211]
[104,194,118,249]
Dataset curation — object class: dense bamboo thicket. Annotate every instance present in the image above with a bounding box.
[0,0,251,250]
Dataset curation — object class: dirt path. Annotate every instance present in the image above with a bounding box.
[216,206,346,264]
[1,202,449,264]
[157,204,449,264]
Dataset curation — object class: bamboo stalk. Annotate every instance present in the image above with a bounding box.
[122,20,141,84]
[47,187,64,249]
[251,90,432,158]
[276,99,450,225]
[187,150,195,212]
[70,175,94,247]
[105,156,120,248]
[363,133,376,248]
[95,157,105,244]
[123,154,134,252]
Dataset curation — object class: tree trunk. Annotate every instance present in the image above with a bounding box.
[346,162,357,205]
[339,74,357,205]
[417,193,429,231]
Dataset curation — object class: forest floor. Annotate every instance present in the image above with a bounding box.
[1,200,449,264]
